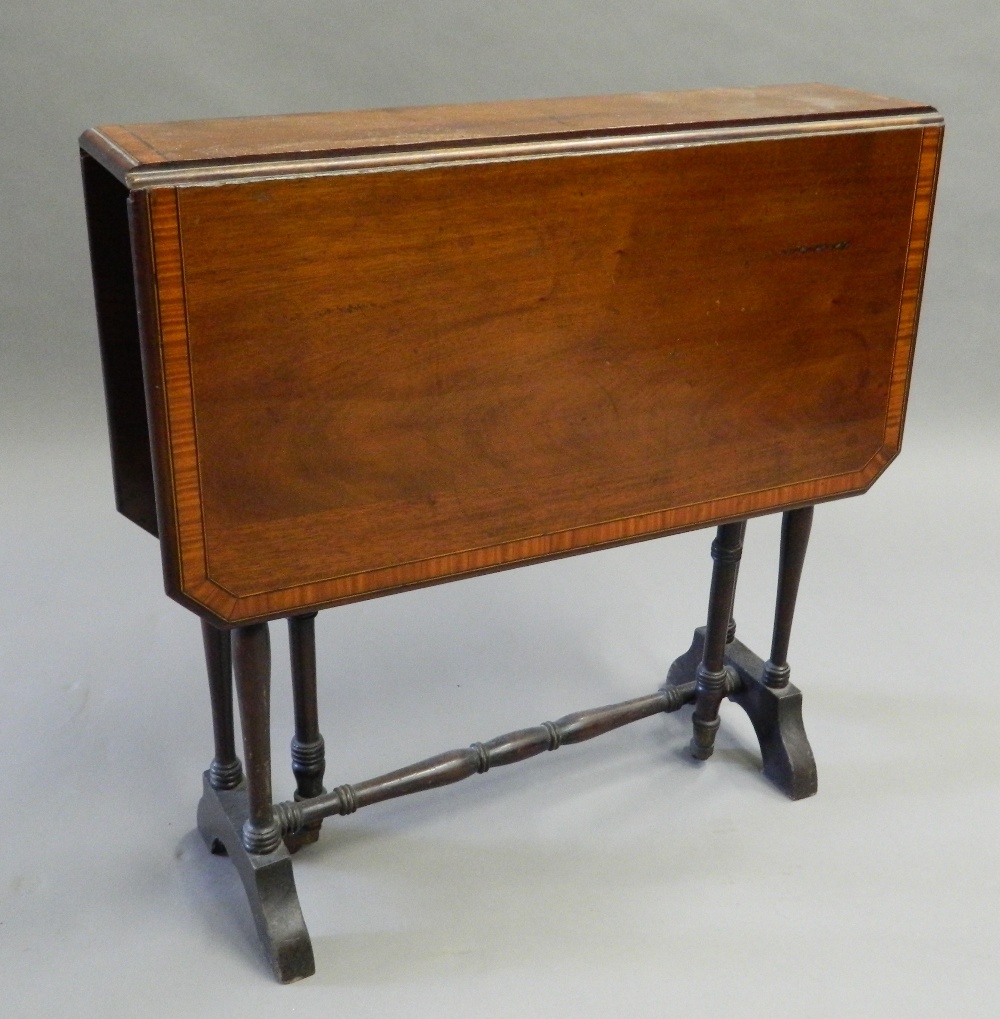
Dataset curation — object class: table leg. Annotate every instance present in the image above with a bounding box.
[233,623,282,856]
[201,619,243,795]
[763,507,814,689]
[195,621,315,981]
[666,509,818,799]
[286,613,326,851]
[690,521,746,760]
[723,504,817,798]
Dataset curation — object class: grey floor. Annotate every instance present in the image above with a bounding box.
[3,415,999,1016]
[3,0,999,1014]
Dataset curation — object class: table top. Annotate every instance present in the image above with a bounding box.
[81,87,943,625]
[82,83,936,186]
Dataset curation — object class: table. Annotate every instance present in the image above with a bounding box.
[80,84,942,981]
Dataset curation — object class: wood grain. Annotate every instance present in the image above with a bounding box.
[81,84,934,183]
[108,92,943,625]
[882,124,944,453]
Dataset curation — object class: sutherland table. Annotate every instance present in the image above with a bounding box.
[80,84,943,982]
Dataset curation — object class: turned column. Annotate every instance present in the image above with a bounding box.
[763,506,814,689]
[690,520,747,760]
[201,619,243,790]
[288,613,326,800]
[233,623,282,855]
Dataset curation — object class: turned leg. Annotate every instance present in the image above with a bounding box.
[201,619,243,793]
[666,508,818,799]
[763,507,814,689]
[286,613,326,850]
[196,621,315,981]
[727,507,817,797]
[233,623,283,856]
[690,521,746,760]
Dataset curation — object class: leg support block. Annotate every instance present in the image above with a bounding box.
[668,627,817,800]
[197,773,315,982]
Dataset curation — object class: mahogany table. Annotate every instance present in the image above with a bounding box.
[80,84,942,981]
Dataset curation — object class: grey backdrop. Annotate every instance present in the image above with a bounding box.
[2,3,998,1016]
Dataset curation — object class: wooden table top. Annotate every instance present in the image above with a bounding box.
[81,86,943,625]
[83,84,935,184]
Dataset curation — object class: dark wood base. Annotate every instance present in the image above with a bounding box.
[194,510,818,979]
[667,627,818,800]
[196,773,315,983]
[193,629,814,980]
[194,631,817,979]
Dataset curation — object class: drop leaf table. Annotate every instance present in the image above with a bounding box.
[80,84,942,981]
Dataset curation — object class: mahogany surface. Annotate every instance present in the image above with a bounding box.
[81,85,942,626]
[84,84,932,176]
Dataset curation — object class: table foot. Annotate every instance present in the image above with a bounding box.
[196,773,315,982]
[667,627,817,800]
